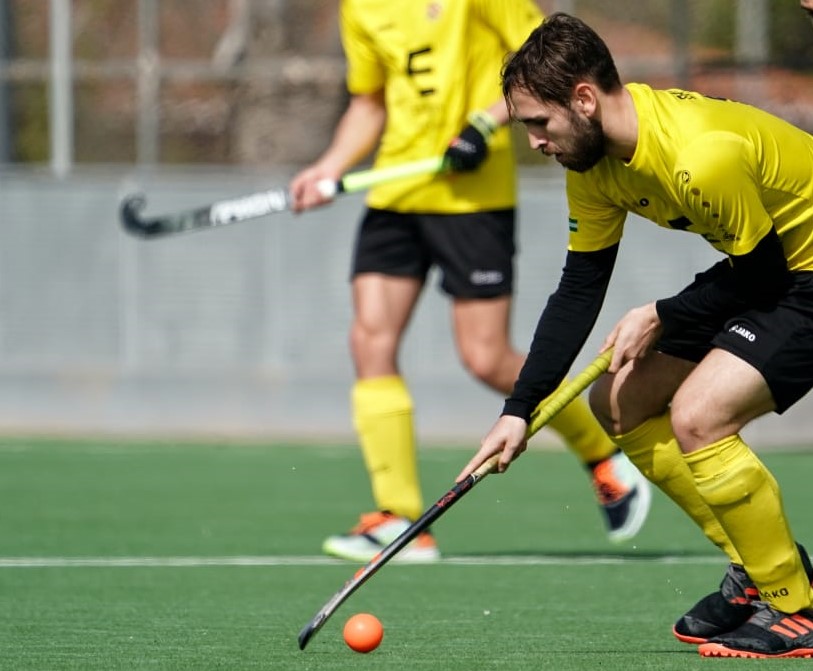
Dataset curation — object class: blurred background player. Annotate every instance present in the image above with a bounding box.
[289,0,650,563]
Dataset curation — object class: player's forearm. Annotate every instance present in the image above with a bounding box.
[315,92,387,176]
[503,245,618,421]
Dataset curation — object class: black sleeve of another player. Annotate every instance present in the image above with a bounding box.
[655,228,791,331]
[502,244,618,422]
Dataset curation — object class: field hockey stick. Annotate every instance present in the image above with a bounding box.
[120,155,446,238]
[297,348,613,651]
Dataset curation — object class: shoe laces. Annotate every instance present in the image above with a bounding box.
[592,459,629,505]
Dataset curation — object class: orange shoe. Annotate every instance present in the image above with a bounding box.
[699,603,813,658]
[322,511,440,563]
[675,543,812,645]
[591,451,651,543]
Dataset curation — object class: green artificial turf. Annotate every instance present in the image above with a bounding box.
[0,437,810,670]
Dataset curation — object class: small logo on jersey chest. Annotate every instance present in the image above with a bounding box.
[426,2,442,20]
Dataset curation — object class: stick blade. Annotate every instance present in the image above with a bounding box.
[297,581,355,650]
[297,617,323,650]
[119,194,165,238]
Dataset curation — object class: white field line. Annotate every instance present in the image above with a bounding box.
[0,554,727,568]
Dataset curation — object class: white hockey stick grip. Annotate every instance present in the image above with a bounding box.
[316,179,338,199]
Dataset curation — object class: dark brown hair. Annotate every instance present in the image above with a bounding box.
[502,13,622,106]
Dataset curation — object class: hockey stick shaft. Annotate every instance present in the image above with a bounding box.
[332,156,447,195]
[120,155,446,238]
[527,348,613,435]
[297,348,613,650]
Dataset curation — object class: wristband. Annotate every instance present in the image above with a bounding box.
[467,110,499,141]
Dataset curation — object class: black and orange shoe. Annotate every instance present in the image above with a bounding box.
[699,603,813,658]
[674,543,813,645]
[590,451,651,543]
[673,563,759,644]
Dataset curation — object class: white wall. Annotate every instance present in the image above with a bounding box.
[0,166,810,448]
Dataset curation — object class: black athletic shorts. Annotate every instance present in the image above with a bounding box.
[351,207,515,299]
[656,260,813,413]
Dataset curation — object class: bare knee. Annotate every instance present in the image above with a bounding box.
[460,346,522,393]
[461,347,501,386]
[589,368,673,436]
[350,320,399,376]
[670,401,716,451]
[670,377,734,450]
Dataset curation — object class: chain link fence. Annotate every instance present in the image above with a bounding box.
[2,1,813,173]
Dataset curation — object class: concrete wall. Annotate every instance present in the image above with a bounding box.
[1,166,811,448]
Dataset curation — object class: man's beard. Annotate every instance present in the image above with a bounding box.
[557,112,606,173]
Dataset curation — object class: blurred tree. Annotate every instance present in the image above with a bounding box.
[3,0,813,167]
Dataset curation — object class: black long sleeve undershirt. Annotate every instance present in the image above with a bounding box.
[655,227,791,334]
[502,244,618,422]
[502,228,791,424]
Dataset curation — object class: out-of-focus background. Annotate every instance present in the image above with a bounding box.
[1,0,813,445]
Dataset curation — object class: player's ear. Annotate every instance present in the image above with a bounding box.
[573,82,598,117]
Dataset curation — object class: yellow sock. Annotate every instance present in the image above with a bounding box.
[613,412,740,563]
[545,379,615,463]
[352,376,423,520]
[685,435,813,613]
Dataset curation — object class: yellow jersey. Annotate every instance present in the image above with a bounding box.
[566,83,813,271]
[340,0,542,213]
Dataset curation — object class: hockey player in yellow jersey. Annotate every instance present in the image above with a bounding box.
[458,12,813,659]
[289,1,650,563]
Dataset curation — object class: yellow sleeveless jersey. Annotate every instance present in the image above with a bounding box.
[341,0,542,213]
[566,83,813,271]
